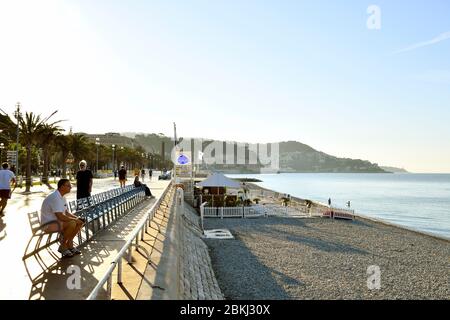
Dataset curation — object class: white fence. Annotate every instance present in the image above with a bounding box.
[201,205,267,219]
[200,202,355,221]
[309,205,355,220]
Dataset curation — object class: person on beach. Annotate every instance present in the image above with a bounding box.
[0,162,16,217]
[118,165,127,188]
[40,179,85,258]
[76,160,93,200]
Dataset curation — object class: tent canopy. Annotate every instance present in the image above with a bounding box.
[197,172,241,188]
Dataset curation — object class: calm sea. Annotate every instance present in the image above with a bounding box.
[226,173,450,240]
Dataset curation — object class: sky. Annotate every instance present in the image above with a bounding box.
[0,0,449,173]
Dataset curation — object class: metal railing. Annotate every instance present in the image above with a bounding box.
[86,181,173,300]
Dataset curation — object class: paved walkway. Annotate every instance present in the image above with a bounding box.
[0,174,169,300]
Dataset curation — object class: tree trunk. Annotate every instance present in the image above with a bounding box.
[42,147,52,188]
[25,144,32,192]
[61,151,68,179]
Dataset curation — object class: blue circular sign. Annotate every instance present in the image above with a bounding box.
[177,154,189,165]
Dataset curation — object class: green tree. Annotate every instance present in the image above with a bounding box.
[18,112,53,192]
[38,123,63,186]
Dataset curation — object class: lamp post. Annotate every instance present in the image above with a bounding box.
[14,102,21,175]
[95,137,100,173]
[0,143,4,163]
[112,144,116,175]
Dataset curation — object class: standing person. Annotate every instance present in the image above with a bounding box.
[40,179,85,258]
[141,168,146,182]
[75,160,93,200]
[149,169,153,181]
[113,169,117,180]
[0,163,16,217]
[118,165,127,188]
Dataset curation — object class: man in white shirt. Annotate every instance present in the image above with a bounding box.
[0,162,16,217]
[41,178,85,258]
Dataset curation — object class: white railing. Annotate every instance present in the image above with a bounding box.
[201,205,267,219]
[310,205,355,220]
[199,201,354,221]
[263,203,311,217]
[86,181,173,300]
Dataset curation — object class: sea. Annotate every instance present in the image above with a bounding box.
[226,173,450,240]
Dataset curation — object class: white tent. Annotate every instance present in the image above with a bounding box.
[197,172,241,189]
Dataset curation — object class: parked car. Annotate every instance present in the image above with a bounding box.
[158,171,172,180]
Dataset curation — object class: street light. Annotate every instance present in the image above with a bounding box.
[14,102,21,175]
[0,143,4,163]
[112,144,116,174]
[95,137,100,173]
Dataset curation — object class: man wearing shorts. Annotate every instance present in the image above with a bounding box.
[118,165,127,188]
[40,179,85,258]
[0,162,16,217]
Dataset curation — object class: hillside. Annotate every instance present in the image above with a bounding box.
[278,141,386,173]
[380,166,409,173]
[78,132,387,173]
[125,134,387,173]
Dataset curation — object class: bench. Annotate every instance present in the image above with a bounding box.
[22,185,147,278]
[22,211,63,279]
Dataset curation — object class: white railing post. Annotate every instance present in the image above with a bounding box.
[118,259,122,284]
[220,207,223,219]
[200,202,207,233]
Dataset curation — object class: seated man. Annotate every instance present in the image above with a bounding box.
[40,179,85,258]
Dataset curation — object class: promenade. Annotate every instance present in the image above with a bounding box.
[0,174,169,300]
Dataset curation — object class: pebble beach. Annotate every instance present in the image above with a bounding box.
[203,215,450,300]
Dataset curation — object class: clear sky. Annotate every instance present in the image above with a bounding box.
[1,0,449,173]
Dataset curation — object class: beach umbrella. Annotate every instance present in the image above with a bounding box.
[197,172,241,189]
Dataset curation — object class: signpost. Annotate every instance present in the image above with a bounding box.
[6,150,18,166]
[175,151,192,178]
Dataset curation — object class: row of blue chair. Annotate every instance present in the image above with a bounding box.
[70,185,146,243]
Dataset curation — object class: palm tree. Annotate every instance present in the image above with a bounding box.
[0,113,17,142]
[38,123,63,187]
[68,133,93,171]
[19,111,61,192]
[54,134,71,179]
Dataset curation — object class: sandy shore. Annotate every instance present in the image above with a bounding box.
[203,215,449,300]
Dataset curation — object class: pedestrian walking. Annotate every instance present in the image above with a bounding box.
[118,165,127,188]
[0,162,16,217]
